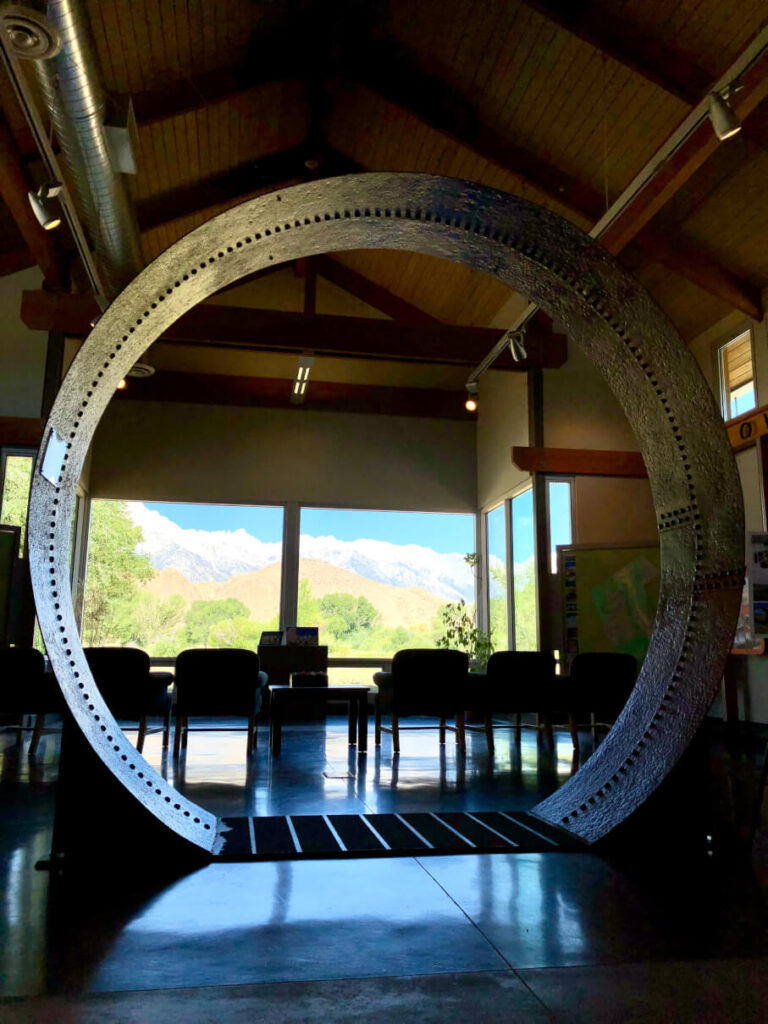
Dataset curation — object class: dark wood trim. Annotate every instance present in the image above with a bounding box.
[0,110,67,287]
[512,446,648,477]
[0,416,43,448]
[41,332,65,421]
[519,1,711,105]
[114,369,473,420]
[314,255,441,324]
[598,50,768,256]
[21,291,568,371]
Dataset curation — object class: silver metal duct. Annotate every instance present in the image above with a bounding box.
[34,0,142,295]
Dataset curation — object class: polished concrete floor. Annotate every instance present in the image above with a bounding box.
[1,714,768,1022]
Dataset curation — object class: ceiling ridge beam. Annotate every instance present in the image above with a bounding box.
[341,42,762,320]
[518,1,711,105]
[21,290,567,371]
[113,368,473,420]
[313,254,442,324]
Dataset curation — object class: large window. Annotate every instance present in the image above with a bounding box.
[487,503,509,649]
[1,451,34,551]
[719,329,756,421]
[547,479,573,573]
[298,507,475,662]
[81,501,283,655]
[511,488,537,650]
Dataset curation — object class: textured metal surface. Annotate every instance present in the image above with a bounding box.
[34,0,142,295]
[29,173,744,849]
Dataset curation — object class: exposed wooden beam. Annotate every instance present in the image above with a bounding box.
[598,49,768,256]
[0,416,42,447]
[0,110,67,287]
[136,146,358,231]
[520,1,711,105]
[0,248,34,277]
[340,43,763,321]
[635,227,763,322]
[313,255,441,324]
[132,69,293,126]
[21,290,568,371]
[512,445,648,477]
[114,369,472,420]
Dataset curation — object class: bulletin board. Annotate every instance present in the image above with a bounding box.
[559,542,661,664]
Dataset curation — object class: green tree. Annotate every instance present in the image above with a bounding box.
[116,592,186,651]
[319,592,380,639]
[1,455,33,550]
[435,599,494,669]
[184,597,250,647]
[513,559,538,650]
[297,577,321,623]
[81,500,155,645]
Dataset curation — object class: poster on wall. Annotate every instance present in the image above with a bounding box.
[748,533,768,638]
[558,543,661,665]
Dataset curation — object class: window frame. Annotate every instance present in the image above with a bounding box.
[717,327,756,422]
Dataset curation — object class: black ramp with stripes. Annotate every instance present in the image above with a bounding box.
[253,816,296,855]
[366,813,429,851]
[291,816,341,855]
[217,811,582,860]
[329,814,385,852]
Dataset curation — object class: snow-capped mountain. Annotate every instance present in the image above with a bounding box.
[127,502,475,601]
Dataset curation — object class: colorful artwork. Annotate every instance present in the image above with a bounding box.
[559,544,661,664]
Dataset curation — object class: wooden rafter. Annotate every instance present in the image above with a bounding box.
[598,49,768,257]
[338,40,763,321]
[512,446,647,477]
[0,109,67,287]
[519,0,711,105]
[136,147,357,231]
[114,369,473,420]
[21,290,568,371]
[313,255,442,324]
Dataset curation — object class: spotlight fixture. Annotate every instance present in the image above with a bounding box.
[116,379,127,390]
[27,181,63,230]
[291,353,315,405]
[465,382,479,412]
[506,325,528,362]
[708,88,741,141]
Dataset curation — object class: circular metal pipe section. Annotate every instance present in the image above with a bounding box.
[29,174,744,851]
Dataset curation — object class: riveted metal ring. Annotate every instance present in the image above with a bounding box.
[29,174,743,849]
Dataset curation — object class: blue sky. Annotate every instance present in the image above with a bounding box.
[144,502,475,555]
[142,493,568,564]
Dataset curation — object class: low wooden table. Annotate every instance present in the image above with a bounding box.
[268,685,371,755]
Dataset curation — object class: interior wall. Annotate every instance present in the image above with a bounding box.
[0,268,47,419]
[476,369,529,509]
[89,399,477,512]
[688,294,768,723]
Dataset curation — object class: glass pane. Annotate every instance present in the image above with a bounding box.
[81,500,283,656]
[1,455,34,550]
[511,489,537,650]
[487,504,508,650]
[299,508,475,659]
[548,480,572,573]
[721,331,756,420]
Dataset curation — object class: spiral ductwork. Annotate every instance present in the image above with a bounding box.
[34,0,142,295]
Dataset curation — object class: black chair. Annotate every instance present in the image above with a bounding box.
[173,648,268,757]
[565,652,638,745]
[84,646,172,753]
[0,646,64,754]
[473,650,559,753]
[373,648,469,754]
